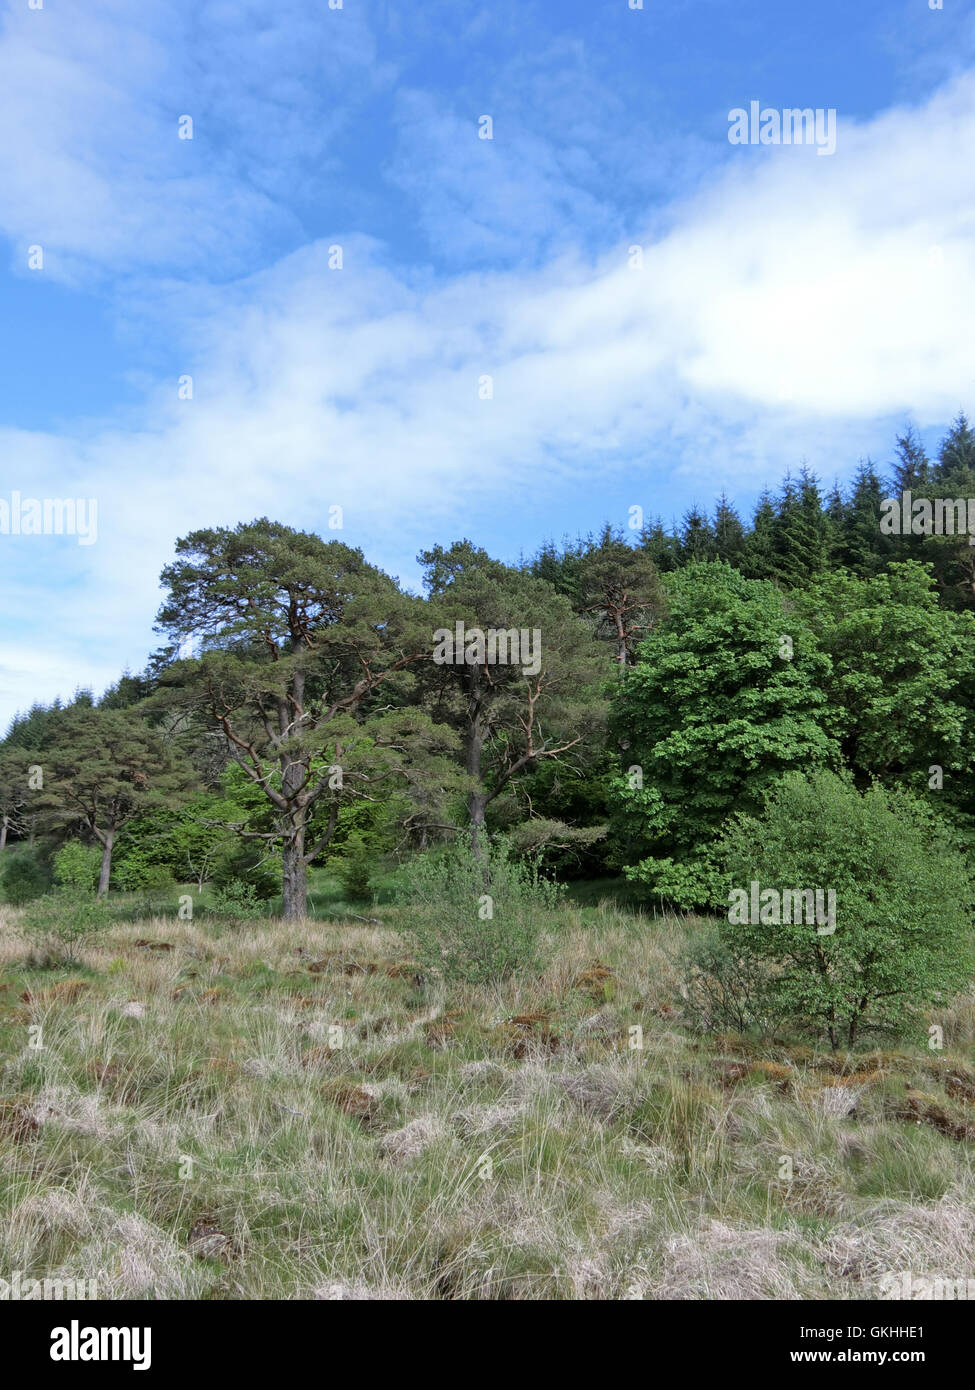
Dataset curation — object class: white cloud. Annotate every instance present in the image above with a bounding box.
[4,38,975,725]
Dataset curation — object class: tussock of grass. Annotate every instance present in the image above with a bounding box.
[1,902,974,1299]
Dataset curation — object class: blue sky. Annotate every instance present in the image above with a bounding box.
[2,0,975,728]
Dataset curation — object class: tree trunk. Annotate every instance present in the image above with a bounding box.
[468,790,489,860]
[615,611,627,668]
[462,686,494,896]
[0,815,7,856]
[280,746,310,920]
[281,825,308,919]
[98,829,115,897]
[465,699,488,861]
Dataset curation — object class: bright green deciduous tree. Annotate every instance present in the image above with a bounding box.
[610,562,838,905]
[793,562,975,798]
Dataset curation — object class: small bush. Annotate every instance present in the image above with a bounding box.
[676,923,786,1038]
[398,839,564,985]
[21,891,114,946]
[1,848,50,905]
[112,848,176,893]
[712,771,975,1050]
[210,842,279,901]
[211,878,263,916]
[53,840,102,893]
[335,833,374,902]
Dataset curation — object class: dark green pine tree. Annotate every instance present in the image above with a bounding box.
[0,746,28,855]
[99,669,153,710]
[841,461,891,575]
[679,505,716,563]
[3,699,63,749]
[156,518,451,918]
[887,428,933,565]
[935,412,975,491]
[824,480,847,538]
[769,471,800,582]
[913,415,975,609]
[713,492,746,567]
[36,705,197,895]
[638,516,682,572]
[574,527,665,666]
[742,490,778,580]
[771,465,832,585]
[890,426,932,493]
[529,537,588,604]
[418,540,605,858]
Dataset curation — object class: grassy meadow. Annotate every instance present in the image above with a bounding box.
[2,882,975,1301]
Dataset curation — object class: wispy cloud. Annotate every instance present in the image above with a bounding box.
[0,0,387,283]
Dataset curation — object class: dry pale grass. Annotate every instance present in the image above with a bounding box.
[1,904,974,1299]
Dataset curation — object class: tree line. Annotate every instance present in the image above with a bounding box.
[2,413,975,924]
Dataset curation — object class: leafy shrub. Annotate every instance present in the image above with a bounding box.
[1,848,50,905]
[711,771,974,1049]
[210,841,279,901]
[53,840,101,893]
[110,839,168,895]
[211,878,262,916]
[676,923,786,1038]
[21,891,114,945]
[399,840,564,985]
[112,851,177,894]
